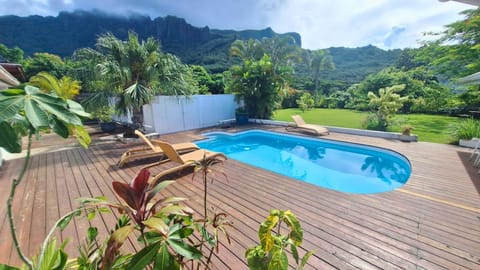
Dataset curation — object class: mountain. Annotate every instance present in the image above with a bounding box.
[322,45,402,85]
[0,10,400,86]
[0,10,300,73]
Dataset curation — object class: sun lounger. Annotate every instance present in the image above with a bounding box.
[141,140,227,186]
[290,115,329,135]
[117,130,199,167]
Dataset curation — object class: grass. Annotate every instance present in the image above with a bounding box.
[273,108,462,144]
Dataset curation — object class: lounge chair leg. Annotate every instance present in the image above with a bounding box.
[118,152,130,167]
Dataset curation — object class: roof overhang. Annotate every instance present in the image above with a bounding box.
[0,63,26,82]
[439,0,480,6]
[0,65,20,89]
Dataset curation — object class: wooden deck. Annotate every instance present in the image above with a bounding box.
[1,125,480,269]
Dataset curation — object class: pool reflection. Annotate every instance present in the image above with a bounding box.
[361,156,409,184]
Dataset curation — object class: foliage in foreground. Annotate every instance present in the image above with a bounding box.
[245,210,314,270]
[0,82,91,270]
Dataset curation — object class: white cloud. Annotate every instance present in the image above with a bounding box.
[0,0,473,49]
[261,0,470,49]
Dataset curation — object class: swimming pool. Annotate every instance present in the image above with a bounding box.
[196,130,411,194]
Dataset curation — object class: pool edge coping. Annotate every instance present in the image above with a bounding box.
[248,118,418,142]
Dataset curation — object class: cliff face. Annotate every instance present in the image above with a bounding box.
[154,16,213,47]
[0,10,301,69]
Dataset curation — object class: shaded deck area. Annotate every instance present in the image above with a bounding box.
[1,125,480,269]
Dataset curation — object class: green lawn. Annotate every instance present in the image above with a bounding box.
[273,108,462,144]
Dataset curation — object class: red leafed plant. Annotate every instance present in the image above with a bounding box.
[79,168,200,269]
[112,168,163,227]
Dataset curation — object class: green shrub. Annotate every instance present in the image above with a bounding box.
[452,118,480,140]
[229,55,284,119]
[368,84,407,129]
[89,106,114,122]
[296,92,314,112]
[281,88,302,108]
[362,113,386,131]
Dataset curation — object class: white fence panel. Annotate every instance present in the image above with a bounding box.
[143,94,236,134]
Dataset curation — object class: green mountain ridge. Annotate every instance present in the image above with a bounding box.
[0,10,400,85]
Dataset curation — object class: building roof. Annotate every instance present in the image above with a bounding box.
[0,63,26,82]
[439,0,480,6]
[0,65,20,89]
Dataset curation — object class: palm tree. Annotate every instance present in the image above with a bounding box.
[83,31,192,128]
[260,35,301,69]
[309,49,335,92]
[229,39,264,62]
[96,32,161,122]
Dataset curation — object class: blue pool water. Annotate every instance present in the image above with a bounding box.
[196,130,411,194]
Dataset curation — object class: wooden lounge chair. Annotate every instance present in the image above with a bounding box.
[142,140,227,186]
[290,115,329,136]
[117,130,199,167]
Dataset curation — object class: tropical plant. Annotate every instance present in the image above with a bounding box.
[420,8,480,78]
[189,65,215,94]
[83,31,193,127]
[245,210,314,270]
[452,118,480,141]
[326,91,351,109]
[229,54,287,119]
[29,71,81,100]
[23,52,67,79]
[309,49,335,92]
[347,67,451,113]
[76,152,230,270]
[69,47,107,93]
[260,36,301,70]
[296,92,314,112]
[190,153,231,269]
[0,43,24,63]
[229,39,264,62]
[77,168,201,269]
[0,85,91,270]
[367,84,408,130]
[89,106,115,123]
[281,87,303,109]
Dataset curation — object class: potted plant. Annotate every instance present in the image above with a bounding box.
[91,106,116,133]
[235,107,249,125]
[399,124,417,142]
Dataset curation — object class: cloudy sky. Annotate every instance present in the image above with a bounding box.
[0,0,473,50]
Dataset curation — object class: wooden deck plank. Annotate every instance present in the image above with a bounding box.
[1,126,480,269]
[0,155,31,265]
[190,162,441,269]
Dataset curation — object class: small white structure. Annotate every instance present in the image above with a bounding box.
[143,94,236,134]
